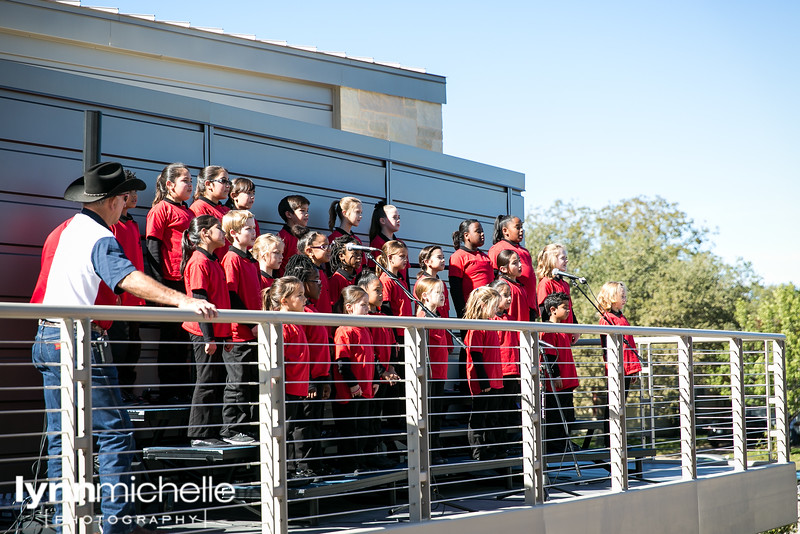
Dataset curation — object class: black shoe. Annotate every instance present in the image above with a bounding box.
[191,438,231,448]
[222,433,256,445]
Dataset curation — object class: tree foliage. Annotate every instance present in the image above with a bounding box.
[525,196,756,330]
[735,284,800,413]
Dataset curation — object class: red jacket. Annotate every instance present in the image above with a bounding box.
[488,239,538,315]
[599,310,642,376]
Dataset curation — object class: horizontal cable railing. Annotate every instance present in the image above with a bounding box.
[0,303,787,534]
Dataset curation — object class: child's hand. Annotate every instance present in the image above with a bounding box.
[224,342,233,352]
[381,370,400,385]
[571,333,581,344]
[322,384,331,400]
[482,387,491,393]
[553,378,563,390]
[373,383,380,396]
[307,385,317,399]
[350,384,362,397]
[204,342,216,355]
[251,325,258,337]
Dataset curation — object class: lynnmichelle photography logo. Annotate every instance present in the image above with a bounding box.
[15,475,234,526]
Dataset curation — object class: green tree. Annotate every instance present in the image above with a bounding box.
[525,196,755,330]
[735,284,800,414]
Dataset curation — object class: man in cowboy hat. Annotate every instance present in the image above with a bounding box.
[30,162,218,534]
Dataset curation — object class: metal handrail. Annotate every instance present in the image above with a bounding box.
[0,303,785,341]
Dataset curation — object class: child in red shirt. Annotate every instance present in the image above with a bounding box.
[180,215,233,447]
[597,281,642,392]
[367,201,407,282]
[359,272,401,468]
[536,243,580,343]
[251,233,284,290]
[489,279,522,448]
[226,177,260,235]
[377,240,413,340]
[220,210,261,444]
[415,276,451,464]
[190,165,232,260]
[540,291,579,455]
[463,286,504,461]
[328,235,362,312]
[285,255,334,477]
[495,249,530,322]
[331,286,378,473]
[414,245,451,319]
[328,196,365,275]
[109,174,145,400]
[263,276,311,476]
[276,194,310,276]
[146,163,194,401]
[488,215,538,319]
[297,229,333,315]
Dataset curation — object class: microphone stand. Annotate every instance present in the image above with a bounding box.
[559,276,640,359]
[366,251,476,516]
[365,251,466,350]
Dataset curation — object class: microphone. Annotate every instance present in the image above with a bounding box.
[552,268,587,284]
[345,242,383,253]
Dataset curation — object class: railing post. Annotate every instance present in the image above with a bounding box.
[257,321,286,534]
[677,336,696,479]
[520,331,544,504]
[58,320,77,534]
[607,333,628,491]
[772,339,788,463]
[729,338,747,470]
[404,327,430,522]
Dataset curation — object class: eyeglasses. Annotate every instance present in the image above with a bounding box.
[211,179,232,187]
[310,244,330,251]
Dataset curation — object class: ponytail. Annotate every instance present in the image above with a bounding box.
[452,219,479,251]
[180,215,219,275]
[152,162,189,206]
[328,200,342,232]
[492,214,515,245]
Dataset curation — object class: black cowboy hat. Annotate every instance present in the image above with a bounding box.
[63,162,146,203]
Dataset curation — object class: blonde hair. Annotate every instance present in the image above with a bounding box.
[597,281,627,314]
[251,233,283,259]
[535,243,566,281]
[262,276,303,311]
[375,240,407,272]
[328,196,362,231]
[222,210,254,243]
[414,277,443,301]
[463,286,501,321]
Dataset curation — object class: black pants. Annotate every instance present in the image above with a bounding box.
[500,374,521,439]
[187,335,225,439]
[544,388,575,454]
[221,341,257,437]
[468,388,502,460]
[294,378,328,471]
[157,279,191,397]
[107,320,141,393]
[429,379,445,455]
[332,398,369,472]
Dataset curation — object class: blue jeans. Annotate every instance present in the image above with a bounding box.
[32,323,136,534]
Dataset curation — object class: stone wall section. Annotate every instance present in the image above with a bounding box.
[336,87,443,152]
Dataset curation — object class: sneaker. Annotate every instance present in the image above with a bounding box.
[191,438,231,448]
[222,433,256,445]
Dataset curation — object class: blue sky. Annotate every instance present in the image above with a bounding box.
[97,1,799,285]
